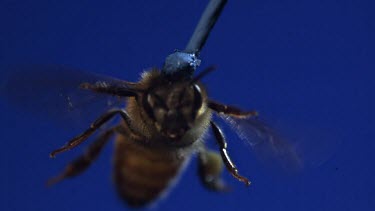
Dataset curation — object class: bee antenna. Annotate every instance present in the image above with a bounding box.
[191,65,216,84]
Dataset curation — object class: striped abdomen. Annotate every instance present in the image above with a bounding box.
[113,135,188,207]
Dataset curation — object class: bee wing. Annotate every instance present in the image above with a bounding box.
[221,115,303,171]
[0,65,132,128]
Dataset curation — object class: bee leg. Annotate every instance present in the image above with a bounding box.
[79,81,138,97]
[210,121,251,186]
[208,100,258,118]
[50,109,133,158]
[198,149,231,192]
[47,127,117,186]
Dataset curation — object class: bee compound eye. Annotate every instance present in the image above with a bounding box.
[142,93,156,121]
[193,84,203,110]
[147,93,153,106]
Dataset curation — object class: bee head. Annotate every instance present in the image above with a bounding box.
[142,80,205,140]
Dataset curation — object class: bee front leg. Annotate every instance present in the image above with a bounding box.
[210,121,251,186]
[50,109,133,157]
[208,100,258,118]
[198,148,230,192]
[79,81,138,97]
[47,127,117,186]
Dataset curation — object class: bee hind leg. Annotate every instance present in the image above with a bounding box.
[46,127,117,186]
[198,149,230,192]
[210,121,251,186]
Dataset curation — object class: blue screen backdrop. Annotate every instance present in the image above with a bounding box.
[0,0,373,210]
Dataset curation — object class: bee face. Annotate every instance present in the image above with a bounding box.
[143,80,204,140]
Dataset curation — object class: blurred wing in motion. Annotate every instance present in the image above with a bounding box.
[222,115,303,172]
[0,65,131,128]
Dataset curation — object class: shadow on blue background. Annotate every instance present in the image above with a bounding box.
[0,0,373,210]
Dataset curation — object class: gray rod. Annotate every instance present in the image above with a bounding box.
[185,0,228,53]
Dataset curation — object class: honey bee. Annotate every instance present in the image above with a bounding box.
[1,0,301,207]
[42,64,259,206]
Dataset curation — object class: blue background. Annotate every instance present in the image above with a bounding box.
[0,0,373,210]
